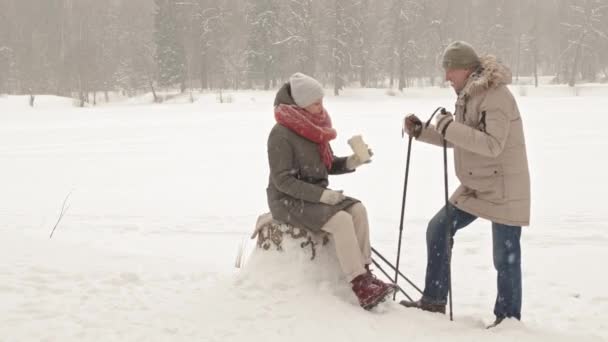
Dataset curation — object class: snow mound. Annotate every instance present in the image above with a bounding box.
[240,222,345,288]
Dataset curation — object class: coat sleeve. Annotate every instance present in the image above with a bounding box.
[444,91,511,158]
[329,155,356,175]
[416,125,453,148]
[268,134,325,202]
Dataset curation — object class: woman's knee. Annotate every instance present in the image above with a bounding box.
[348,202,367,219]
[322,211,354,234]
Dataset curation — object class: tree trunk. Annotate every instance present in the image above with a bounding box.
[398,57,405,91]
[360,51,368,88]
[29,88,35,107]
[533,42,539,87]
[514,0,523,83]
[397,33,406,91]
[264,64,270,90]
[304,0,316,77]
[149,80,159,103]
[568,31,586,87]
[359,0,371,87]
[78,76,85,107]
[533,0,539,88]
[200,53,208,90]
[515,34,521,83]
[333,74,341,96]
[333,0,343,96]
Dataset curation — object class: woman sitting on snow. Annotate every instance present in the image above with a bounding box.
[265,72,396,310]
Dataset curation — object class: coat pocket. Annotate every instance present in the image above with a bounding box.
[463,166,505,202]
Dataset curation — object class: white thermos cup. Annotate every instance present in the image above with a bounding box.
[347,135,371,163]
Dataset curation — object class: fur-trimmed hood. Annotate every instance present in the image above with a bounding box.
[462,55,512,96]
[274,82,297,107]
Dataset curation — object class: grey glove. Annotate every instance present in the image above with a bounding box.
[403,114,422,138]
[434,111,454,136]
[319,189,346,205]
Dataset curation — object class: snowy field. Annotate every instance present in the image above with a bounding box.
[1,86,607,341]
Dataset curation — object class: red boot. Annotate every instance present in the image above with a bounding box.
[351,273,395,310]
[365,264,400,292]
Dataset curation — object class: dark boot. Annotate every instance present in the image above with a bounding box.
[351,273,395,310]
[399,297,446,314]
[486,317,505,329]
[486,316,519,329]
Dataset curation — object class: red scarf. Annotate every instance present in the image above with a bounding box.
[274,104,336,170]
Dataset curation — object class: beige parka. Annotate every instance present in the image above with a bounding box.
[417,56,531,226]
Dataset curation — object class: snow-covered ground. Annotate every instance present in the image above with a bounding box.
[1,86,607,341]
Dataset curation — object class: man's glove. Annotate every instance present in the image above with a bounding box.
[403,114,423,138]
[434,111,454,136]
[319,189,346,205]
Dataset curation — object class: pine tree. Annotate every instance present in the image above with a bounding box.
[279,0,318,77]
[0,46,15,94]
[328,0,348,95]
[195,0,244,90]
[562,0,608,85]
[154,0,186,91]
[245,0,280,90]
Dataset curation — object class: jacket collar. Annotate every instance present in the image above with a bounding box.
[460,55,512,98]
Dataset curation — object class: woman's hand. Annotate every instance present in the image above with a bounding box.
[320,189,346,205]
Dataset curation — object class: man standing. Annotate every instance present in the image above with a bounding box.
[401,41,530,327]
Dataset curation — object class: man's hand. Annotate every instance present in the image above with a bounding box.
[434,111,454,136]
[403,114,422,138]
[319,189,346,205]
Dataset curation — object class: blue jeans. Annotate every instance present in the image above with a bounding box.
[423,203,522,319]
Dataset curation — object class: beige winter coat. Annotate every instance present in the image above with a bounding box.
[417,56,531,226]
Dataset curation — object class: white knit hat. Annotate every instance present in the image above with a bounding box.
[289,72,324,108]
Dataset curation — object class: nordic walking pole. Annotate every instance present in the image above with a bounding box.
[425,107,454,321]
[439,108,454,322]
[393,126,416,300]
[372,258,414,301]
[372,246,423,295]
